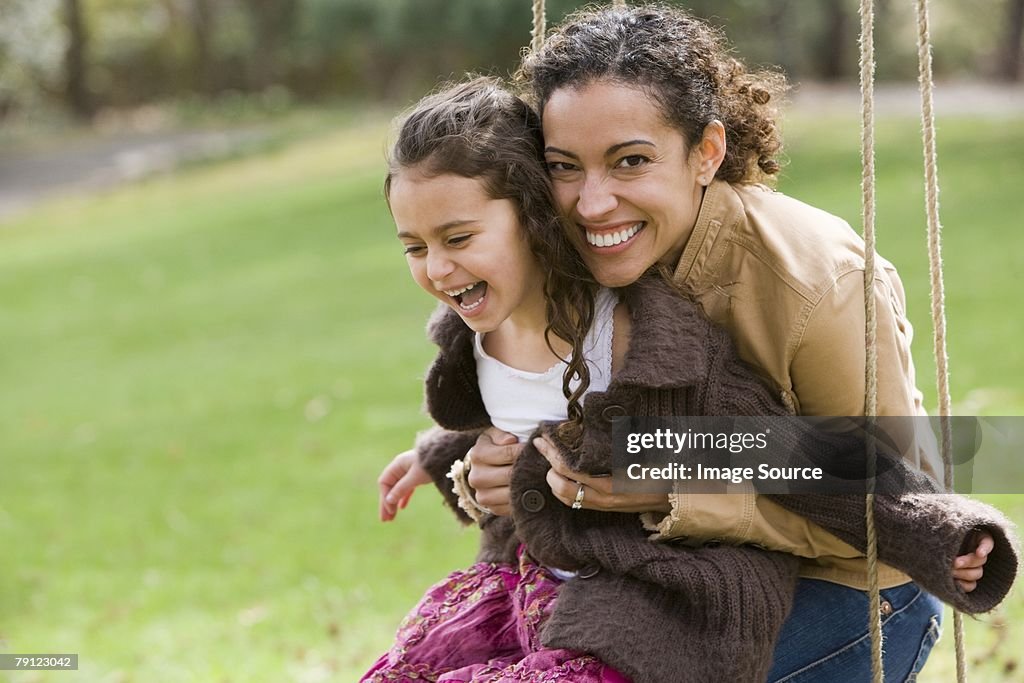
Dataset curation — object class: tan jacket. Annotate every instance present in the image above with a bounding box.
[647,180,942,589]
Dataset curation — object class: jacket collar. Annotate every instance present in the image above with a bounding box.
[672,178,742,288]
[609,273,711,390]
[424,271,712,412]
[423,304,490,432]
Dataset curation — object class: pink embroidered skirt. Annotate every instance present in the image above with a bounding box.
[361,549,631,682]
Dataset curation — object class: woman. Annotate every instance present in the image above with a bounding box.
[449,4,1008,681]
[371,77,1014,683]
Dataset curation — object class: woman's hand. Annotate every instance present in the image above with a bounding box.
[533,436,672,514]
[952,530,994,592]
[466,427,522,516]
[378,449,433,522]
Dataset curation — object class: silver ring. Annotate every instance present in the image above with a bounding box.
[571,482,586,510]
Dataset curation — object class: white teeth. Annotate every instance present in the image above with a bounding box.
[459,297,483,311]
[442,282,479,297]
[586,223,642,247]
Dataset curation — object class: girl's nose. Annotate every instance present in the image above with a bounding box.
[426,250,456,284]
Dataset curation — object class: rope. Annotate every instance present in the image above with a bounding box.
[531,0,545,53]
[914,0,967,679]
[857,0,884,680]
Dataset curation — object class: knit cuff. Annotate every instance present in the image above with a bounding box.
[414,426,482,526]
[643,484,758,544]
[447,455,491,523]
[641,484,692,541]
[881,494,1020,614]
[768,492,1020,614]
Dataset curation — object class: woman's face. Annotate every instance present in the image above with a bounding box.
[542,80,718,287]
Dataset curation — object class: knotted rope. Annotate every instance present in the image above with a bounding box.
[856,0,885,680]
[914,0,966,679]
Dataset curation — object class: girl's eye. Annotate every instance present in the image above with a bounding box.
[616,155,650,169]
[448,234,471,247]
[403,244,425,256]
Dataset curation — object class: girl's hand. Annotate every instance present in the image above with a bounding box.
[465,427,521,516]
[533,436,671,514]
[952,530,994,592]
[378,449,432,522]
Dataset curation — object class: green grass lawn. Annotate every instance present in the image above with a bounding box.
[1,108,1021,682]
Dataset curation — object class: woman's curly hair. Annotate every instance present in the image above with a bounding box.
[384,77,598,437]
[517,3,788,184]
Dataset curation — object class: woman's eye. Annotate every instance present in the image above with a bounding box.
[448,234,471,247]
[546,161,577,174]
[403,244,425,256]
[616,155,650,169]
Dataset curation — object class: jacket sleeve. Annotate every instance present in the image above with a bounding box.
[414,425,484,526]
[642,483,864,561]
[789,267,945,483]
[766,492,1019,614]
[694,340,1019,613]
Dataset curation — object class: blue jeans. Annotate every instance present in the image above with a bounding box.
[767,579,943,682]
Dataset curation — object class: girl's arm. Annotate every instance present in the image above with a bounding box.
[408,425,485,525]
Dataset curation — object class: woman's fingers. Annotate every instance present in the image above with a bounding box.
[953,566,985,582]
[956,580,978,593]
[532,437,610,492]
[545,467,592,508]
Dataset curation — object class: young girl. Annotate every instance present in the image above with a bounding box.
[366,77,1016,683]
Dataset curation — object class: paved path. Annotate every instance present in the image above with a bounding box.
[790,82,1024,116]
[2,83,1022,223]
[0,127,267,222]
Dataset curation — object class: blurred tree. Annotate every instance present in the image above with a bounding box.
[0,0,66,116]
[188,0,218,94]
[0,0,1016,118]
[817,0,853,81]
[765,0,797,77]
[63,0,94,119]
[244,0,299,90]
[998,0,1024,81]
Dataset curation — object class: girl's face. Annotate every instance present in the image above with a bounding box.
[542,80,721,287]
[390,169,546,334]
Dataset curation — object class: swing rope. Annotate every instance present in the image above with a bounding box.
[856,0,885,679]
[531,0,545,54]
[913,0,967,679]
[860,0,967,678]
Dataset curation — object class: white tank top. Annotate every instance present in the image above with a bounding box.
[474,288,617,442]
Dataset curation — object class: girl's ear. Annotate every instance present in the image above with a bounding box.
[694,120,726,184]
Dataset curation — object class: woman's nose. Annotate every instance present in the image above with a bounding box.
[576,175,618,220]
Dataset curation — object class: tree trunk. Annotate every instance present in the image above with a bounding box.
[817,1,850,82]
[766,0,796,77]
[63,0,93,120]
[190,0,217,94]
[245,0,298,90]
[998,0,1024,81]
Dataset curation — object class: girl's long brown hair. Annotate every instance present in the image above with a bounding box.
[385,77,598,436]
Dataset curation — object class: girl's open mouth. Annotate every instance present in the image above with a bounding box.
[446,281,488,313]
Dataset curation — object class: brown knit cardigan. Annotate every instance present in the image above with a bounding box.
[415,274,1018,683]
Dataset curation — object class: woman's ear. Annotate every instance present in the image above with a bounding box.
[695,120,726,184]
